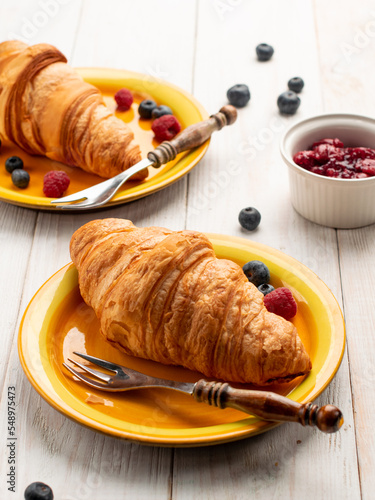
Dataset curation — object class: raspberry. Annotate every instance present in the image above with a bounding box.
[294,138,375,179]
[358,158,375,176]
[313,144,343,163]
[293,150,316,169]
[152,115,181,141]
[263,287,297,320]
[310,165,326,176]
[325,167,340,178]
[339,169,354,179]
[311,138,344,148]
[43,170,70,198]
[347,147,375,160]
[114,88,133,111]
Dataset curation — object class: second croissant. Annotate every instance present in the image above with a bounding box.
[0,41,144,179]
[70,219,311,386]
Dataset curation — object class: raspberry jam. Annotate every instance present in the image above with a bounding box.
[293,138,375,179]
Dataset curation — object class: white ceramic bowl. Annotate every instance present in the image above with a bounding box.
[280,113,375,228]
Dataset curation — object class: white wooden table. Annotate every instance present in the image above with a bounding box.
[1,1,374,498]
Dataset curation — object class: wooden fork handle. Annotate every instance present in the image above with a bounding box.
[147,105,237,167]
[193,380,344,433]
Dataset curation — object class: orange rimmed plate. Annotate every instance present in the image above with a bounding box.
[18,234,345,446]
[0,68,209,210]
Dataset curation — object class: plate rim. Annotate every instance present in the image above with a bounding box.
[0,67,209,211]
[18,234,346,446]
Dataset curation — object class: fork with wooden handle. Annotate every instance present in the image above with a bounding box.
[50,105,237,210]
[64,352,344,433]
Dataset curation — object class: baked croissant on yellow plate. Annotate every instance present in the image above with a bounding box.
[70,219,311,385]
[0,41,144,179]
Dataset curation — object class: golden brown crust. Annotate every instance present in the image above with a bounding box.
[0,41,144,179]
[70,219,312,385]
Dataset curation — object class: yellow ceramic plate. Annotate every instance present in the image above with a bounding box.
[18,234,345,446]
[0,68,209,210]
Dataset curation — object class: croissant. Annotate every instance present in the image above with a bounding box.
[0,41,145,179]
[70,219,311,385]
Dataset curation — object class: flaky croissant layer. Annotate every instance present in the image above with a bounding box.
[0,41,144,179]
[70,219,311,385]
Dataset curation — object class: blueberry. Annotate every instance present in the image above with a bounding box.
[258,283,275,296]
[238,207,261,231]
[243,260,270,287]
[11,169,30,188]
[138,99,157,119]
[5,155,24,173]
[227,84,250,108]
[24,482,54,500]
[256,43,274,61]
[288,77,304,93]
[151,105,173,119]
[277,91,301,115]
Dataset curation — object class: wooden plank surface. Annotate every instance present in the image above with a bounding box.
[314,1,375,498]
[0,0,373,498]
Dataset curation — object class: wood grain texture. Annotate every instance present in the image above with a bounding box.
[0,0,371,498]
[314,1,375,498]
[0,203,36,394]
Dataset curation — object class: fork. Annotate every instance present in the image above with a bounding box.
[63,352,344,433]
[50,105,237,210]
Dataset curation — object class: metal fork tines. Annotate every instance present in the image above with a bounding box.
[63,352,194,394]
[50,159,153,210]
